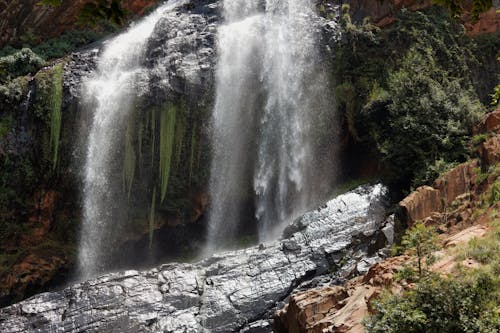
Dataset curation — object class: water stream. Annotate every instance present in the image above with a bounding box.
[78,1,182,279]
[206,0,336,251]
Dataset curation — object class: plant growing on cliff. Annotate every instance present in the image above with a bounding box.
[398,222,439,279]
[0,48,45,82]
[32,63,64,170]
[159,104,176,203]
[365,273,500,333]
[432,0,493,19]
[371,43,484,187]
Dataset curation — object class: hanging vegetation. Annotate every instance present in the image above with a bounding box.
[189,124,197,184]
[148,186,156,249]
[150,107,156,167]
[159,104,176,202]
[123,114,136,197]
[49,63,63,170]
[174,114,186,168]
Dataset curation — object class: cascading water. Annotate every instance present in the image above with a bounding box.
[78,1,182,279]
[207,0,336,250]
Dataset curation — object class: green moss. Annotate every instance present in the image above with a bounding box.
[0,115,12,140]
[188,125,197,184]
[32,62,64,170]
[0,76,29,112]
[49,63,63,170]
[150,107,156,166]
[159,104,176,202]
[123,115,136,197]
[149,187,156,249]
[174,115,186,168]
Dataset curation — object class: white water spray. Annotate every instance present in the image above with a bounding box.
[207,0,336,251]
[78,1,182,279]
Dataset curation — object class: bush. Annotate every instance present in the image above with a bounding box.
[0,48,45,82]
[365,273,500,333]
[345,8,489,188]
[0,76,29,112]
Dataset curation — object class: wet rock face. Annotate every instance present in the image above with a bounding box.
[0,184,392,333]
[144,1,220,103]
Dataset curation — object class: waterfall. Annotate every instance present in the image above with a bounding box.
[78,0,182,279]
[207,0,336,251]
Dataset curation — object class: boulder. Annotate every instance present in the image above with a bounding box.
[399,186,443,225]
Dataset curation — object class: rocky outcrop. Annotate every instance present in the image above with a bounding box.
[273,256,406,333]
[399,185,444,225]
[398,166,478,227]
[400,110,500,226]
[273,208,497,333]
[473,109,500,134]
[0,184,392,333]
[478,134,500,167]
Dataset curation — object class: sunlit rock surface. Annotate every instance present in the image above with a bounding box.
[0,184,391,332]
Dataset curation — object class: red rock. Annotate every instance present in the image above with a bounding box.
[473,109,500,134]
[477,134,500,167]
[399,186,443,225]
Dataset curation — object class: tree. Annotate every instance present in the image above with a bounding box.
[399,222,438,278]
[432,0,493,20]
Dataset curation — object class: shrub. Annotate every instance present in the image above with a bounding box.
[365,273,500,333]
[0,76,29,112]
[398,222,439,279]
[0,48,45,82]
[377,46,484,187]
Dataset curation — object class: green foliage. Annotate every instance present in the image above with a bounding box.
[149,187,156,249]
[31,31,101,60]
[0,31,102,61]
[455,218,500,278]
[189,125,197,184]
[0,76,29,112]
[432,0,493,19]
[159,105,176,203]
[49,63,63,170]
[337,8,489,187]
[0,48,45,82]
[365,273,500,333]
[457,229,500,265]
[489,180,500,205]
[123,116,136,197]
[78,0,128,27]
[174,115,186,167]
[399,222,439,278]
[412,159,458,188]
[32,63,64,169]
[471,132,493,146]
[491,84,500,107]
[380,46,483,186]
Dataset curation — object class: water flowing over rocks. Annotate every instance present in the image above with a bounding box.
[0,184,392,332]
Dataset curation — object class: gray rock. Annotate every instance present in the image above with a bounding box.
[0,184,390,333]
